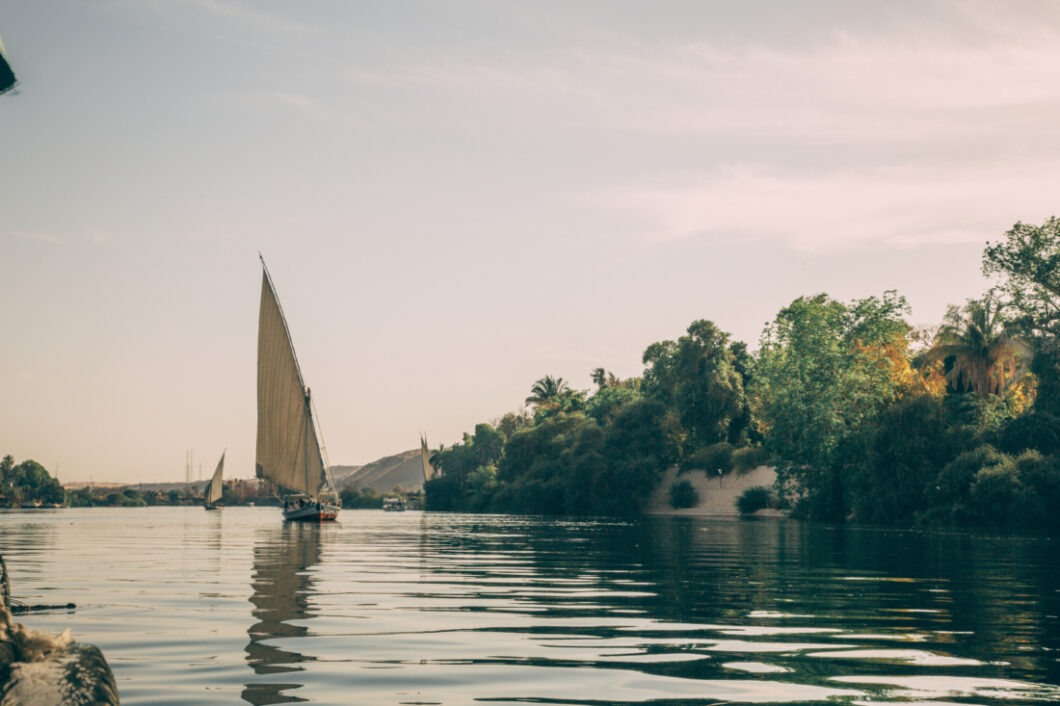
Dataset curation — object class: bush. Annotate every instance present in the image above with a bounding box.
[737,485,773,515]
[1011,450,1060,531]
[340,486,382,509]
[968,457,1020,526]
[732,446,768,472]
[998,412,1060,456]
[669,479,698,509]
[850,394,956,524]
[933,445,1007,507]
[681,442,734,474]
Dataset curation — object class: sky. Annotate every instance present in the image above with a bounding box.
[2,1,1059,483]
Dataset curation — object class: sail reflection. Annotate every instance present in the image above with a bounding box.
[242,523,327,705]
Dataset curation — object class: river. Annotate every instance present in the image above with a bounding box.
[2,507,1059,705]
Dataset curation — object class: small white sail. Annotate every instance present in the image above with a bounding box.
[205,451,225,506]
[256,268,329,497]
[421,433,437,482]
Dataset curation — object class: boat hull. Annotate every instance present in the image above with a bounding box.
[282,501,339,522]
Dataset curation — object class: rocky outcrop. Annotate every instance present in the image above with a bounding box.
[0,557,119,706]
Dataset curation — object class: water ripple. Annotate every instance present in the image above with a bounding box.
[1,508,1059,704]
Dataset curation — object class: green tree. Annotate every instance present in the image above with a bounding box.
[493,410,532,440]
[9,460,64,505]
[642,319,746,449]
[849,395,957,524]
[983,217,1060,416]
[752,292,913,520]
[983,216,1060,339]
[586,383,641,425]
[119,488,147,507]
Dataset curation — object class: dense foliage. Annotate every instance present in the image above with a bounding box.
[424,217,1060,530]
[0,455,64,506]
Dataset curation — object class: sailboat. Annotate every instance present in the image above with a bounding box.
[256,257,341,522]
[0,33,17,96]
[203,451,225,510]
[420,433,438,483]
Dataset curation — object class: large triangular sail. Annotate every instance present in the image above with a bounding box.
[205,451,225,506]
[256,265,329,497]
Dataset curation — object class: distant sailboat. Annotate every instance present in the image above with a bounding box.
[204,451,225,510]
[256,257,341,522]
[420,433,438,483]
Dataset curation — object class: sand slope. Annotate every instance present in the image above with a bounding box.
[646,465,778,516]
[332,448,424,493]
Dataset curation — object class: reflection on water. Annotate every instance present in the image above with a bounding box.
[0,508,1058,705]
[244,523,327,704]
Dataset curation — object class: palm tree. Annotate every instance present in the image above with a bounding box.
[429,445,446,475]
[525,375,571,409]
[925,292,1030,397]
[591,368,620,389]
[591,368,608,389]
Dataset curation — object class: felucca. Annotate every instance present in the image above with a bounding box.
[420,433,438,483]
[256,257,340,522]
[203,451,225,510]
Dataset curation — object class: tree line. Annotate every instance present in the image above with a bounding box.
[425,217,1060,530]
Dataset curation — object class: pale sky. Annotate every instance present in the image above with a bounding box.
[2,1,1059,483]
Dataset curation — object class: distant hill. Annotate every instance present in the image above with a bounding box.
[331,448,424,494]
[64,480,211,492]
[65,451,428,496]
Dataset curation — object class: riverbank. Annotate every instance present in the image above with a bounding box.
[645,465,780,516]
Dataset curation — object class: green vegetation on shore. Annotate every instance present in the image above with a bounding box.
[1,454,414,510]
[63,479,281,508]
[426,217,1060,530]
[0,456,64,507]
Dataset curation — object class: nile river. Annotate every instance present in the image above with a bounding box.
[2,507,1060,705]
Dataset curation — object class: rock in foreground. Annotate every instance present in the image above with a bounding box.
[0,556,119,705]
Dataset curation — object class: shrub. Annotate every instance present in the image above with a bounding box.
[669,479,699,509]
[933,445,1008,507]
[340,486,382,509]
[732,446,767,472]
[968,457,1020,526]
[1011,450,1060,531]
[681,442,734,474]
[998,412,1060,456]
[737,485,773,515]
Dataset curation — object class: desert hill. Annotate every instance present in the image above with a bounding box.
[331,448,425,494]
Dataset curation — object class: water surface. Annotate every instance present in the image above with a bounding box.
[2,508,1059,705]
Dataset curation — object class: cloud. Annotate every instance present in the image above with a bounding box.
[589,158,1058,252]
[7,230,62,245]
[257,91,336,121]
[170,0,310,36]
[341,17,1060,146]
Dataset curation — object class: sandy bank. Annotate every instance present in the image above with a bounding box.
[645,465,780,517]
